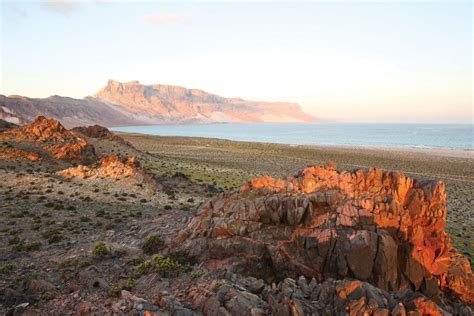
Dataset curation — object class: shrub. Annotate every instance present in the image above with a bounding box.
[137,260,153,275]
[109,286,121,297]
[41,229,63,244]
[79,258,93,267]
[40,291,55,300]
[142,235,164,255]
[190,270,204,280]
[121,278,134,291]
[0,263,14,273]
[136,255,191,277]
[8,236,20,245]
[92,242,109,257]
[12,241,41,252]
[212,281,222,293]
[154,256,191,276]
[126,256,144,266]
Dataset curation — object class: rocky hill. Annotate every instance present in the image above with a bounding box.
[94,80,316,124]
[0,116,96,162]
[0,81,316,127]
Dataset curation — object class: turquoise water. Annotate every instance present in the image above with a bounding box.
[111,123,474,150]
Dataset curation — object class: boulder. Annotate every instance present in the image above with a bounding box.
[178,163,473,309]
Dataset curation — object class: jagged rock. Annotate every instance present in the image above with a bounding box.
[2,116,75,142]
[44,141,95,161]
[57,154,161,193]
[178,163,473,310]
[0,116,96,162]
[0,147,40,161]
[72,124,134,148]
[196,275,462,316]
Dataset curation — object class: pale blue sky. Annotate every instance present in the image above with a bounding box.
[1,0,472,123]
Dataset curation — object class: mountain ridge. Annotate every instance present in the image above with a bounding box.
[0,80,317,128]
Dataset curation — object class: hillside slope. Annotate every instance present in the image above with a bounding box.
[0,80,316,127]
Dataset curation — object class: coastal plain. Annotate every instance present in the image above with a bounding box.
[119,133,474,263]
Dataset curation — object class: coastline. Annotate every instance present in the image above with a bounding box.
[302,143,474,159]
[115,130,474,159]
[110,122,473,153]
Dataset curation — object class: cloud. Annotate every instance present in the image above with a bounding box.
[143,10,196,26]
[6,4,29,18]
[41,0,83,15]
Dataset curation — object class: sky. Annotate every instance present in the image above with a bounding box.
[1,0,472,123]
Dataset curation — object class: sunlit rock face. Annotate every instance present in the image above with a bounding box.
[0,148,40,161]
[94,80,317,123]
[179,163,473,305]
[57,154,161,194]
[0,116,96,162]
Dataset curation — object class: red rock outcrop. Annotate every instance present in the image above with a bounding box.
[57,154,161,193]
[2,116,76,142]
[72,125,132,147]
[0,148,40,161]
[0,116,96,162]
[178,163,473,309]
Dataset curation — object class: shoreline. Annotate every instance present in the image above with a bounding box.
[303,144,474,159]
[115,131,474,159]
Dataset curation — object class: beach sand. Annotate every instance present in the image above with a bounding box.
[119,133,474,263]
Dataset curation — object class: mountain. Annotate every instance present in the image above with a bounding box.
[0,95,142,128]
[0,80,316,128]
[94,80,316,123]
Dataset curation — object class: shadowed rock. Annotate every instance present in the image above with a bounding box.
[72,124,134,148]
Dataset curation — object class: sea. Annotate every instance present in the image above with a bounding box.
[111,123,474,151]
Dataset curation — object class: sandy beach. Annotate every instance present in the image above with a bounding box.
[118,133,474,262]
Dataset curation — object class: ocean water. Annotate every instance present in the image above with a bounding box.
[111,123,474,150]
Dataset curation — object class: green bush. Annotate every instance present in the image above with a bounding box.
[0,263,14,273]
[41,229,63,244]
[190,270,204,280]
[142,235,164,255]
[79,258,93,267]
[40,291,55,300]
[92,242,109,257]
[12,241,41,252]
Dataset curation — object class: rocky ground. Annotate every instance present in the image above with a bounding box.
[0,118,472,315]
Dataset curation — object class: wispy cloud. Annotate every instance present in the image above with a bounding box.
[41,0,83,15]
[6,4,29,18]
[143,9,197,26]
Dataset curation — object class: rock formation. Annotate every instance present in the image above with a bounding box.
[0,95,141,128]
[57,154,161,193]
[72,124,134,148]
[194,274,460,315]
[0,116,96,162]
[0,80,317,127]
[94,80,316,123]
[0,148,40,161]
[178,163,473,313]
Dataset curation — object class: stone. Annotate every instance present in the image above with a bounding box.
[177,163,473,309]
